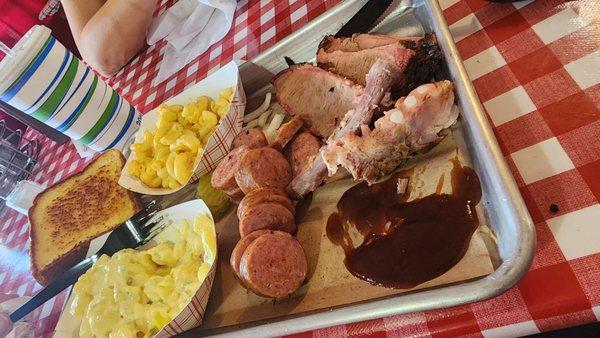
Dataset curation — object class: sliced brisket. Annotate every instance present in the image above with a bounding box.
[286,59,400,199]
[272,63,363,139]
[317,33,443,97]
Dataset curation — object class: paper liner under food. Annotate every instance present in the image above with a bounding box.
[54,199,218,338]
[118,61,246,195]
[154,261,217,337]
[198,135,496,331]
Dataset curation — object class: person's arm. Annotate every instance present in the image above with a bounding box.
[62,0,157,77]
[60,0,104,45]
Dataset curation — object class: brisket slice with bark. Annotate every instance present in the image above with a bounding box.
[317,33,443,98]
[318,34,416,52]
[272,63,363,139]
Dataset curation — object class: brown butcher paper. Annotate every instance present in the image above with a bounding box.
[201,133,494,330]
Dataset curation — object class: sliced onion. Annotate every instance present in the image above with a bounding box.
[244,92,272,123]
[244,118,259,130]
[269,102,285,116]
[257,109,272,128]
[264,113,285,141]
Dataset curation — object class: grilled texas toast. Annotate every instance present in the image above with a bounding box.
[28,149,140,286]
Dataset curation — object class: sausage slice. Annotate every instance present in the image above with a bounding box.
[234,147,292,194]
[239,231,307,298]
[238,202,295,237]
[286,132,321,177]
[223,185,244,203]
[230,229,270,285]
[211,145,250,192]
[237,187,294,220]
[232,128,268,149]
[270,118,304,151]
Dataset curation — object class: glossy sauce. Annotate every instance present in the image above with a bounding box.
[326,159,482,289]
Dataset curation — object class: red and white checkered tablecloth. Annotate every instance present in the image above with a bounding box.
[0,0,598,337]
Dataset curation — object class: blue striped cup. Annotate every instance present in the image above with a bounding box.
[0,25,141,152]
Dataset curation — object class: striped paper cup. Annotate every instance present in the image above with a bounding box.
[0,25,141,152]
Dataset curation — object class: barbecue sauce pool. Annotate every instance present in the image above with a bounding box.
[326,159,482,289]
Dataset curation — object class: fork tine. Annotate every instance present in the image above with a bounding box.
[141,199,156,211]
[136,208,160,226]
[137,215,163,231]
[131,200,158,223]
[142,219,168,244]
[142,216,165,234]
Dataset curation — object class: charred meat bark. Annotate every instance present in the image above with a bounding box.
[398,34,445,97]
[318,34,418,52]
[317,33,443,98]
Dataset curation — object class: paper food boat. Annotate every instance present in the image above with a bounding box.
[54,199,218,337]
[118,61,246,195]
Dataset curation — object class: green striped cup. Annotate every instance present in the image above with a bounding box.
[0,25,141,152]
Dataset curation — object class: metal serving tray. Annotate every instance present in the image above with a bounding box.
[191,0,535,336]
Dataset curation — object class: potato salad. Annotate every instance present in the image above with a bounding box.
[70,214,216,338]
[129,87,234,188]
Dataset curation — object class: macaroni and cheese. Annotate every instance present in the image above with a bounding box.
[129,87,234,189]
[70,214,216,338]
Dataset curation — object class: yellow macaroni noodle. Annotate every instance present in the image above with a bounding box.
[70,214,216,338]
[129,88,234,189]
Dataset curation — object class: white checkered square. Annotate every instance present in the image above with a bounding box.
[262,6,275,24]
[484,86,536,126]
[133,87,144,101]
[233,45,248,61]
[187,62,200,77]
[209,45,223,60]
[449,13,483,42]
[438,0,460,10]
[234,27,247,44]
[291,5,307,24]
[464,46,506,80]
[511,137,575,184]
[482,321,539,338]
[142,57,152,69]
[236,10,248,24]
[565,51,600,90]
[261,26,276,44]
[547,205,600,260]
[533,7,583,44]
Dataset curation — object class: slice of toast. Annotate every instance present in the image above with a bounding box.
[29,149,140,286]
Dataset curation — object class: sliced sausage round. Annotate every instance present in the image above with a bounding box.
[238,202,295,237]
[234,147,292,194]
[237,187,294,220]
[232,128,268,149]
[230,229,271,285]
[223,186,244,203]
[287,132,321,177]
[270,117,304,152]
[211,145,250,191]
[239,231,307,298]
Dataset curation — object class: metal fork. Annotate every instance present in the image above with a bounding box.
[9,201,167,323]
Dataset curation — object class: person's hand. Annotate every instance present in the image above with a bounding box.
[0,294,35,338]
[0,294,15,338]
[0,312,12,338]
